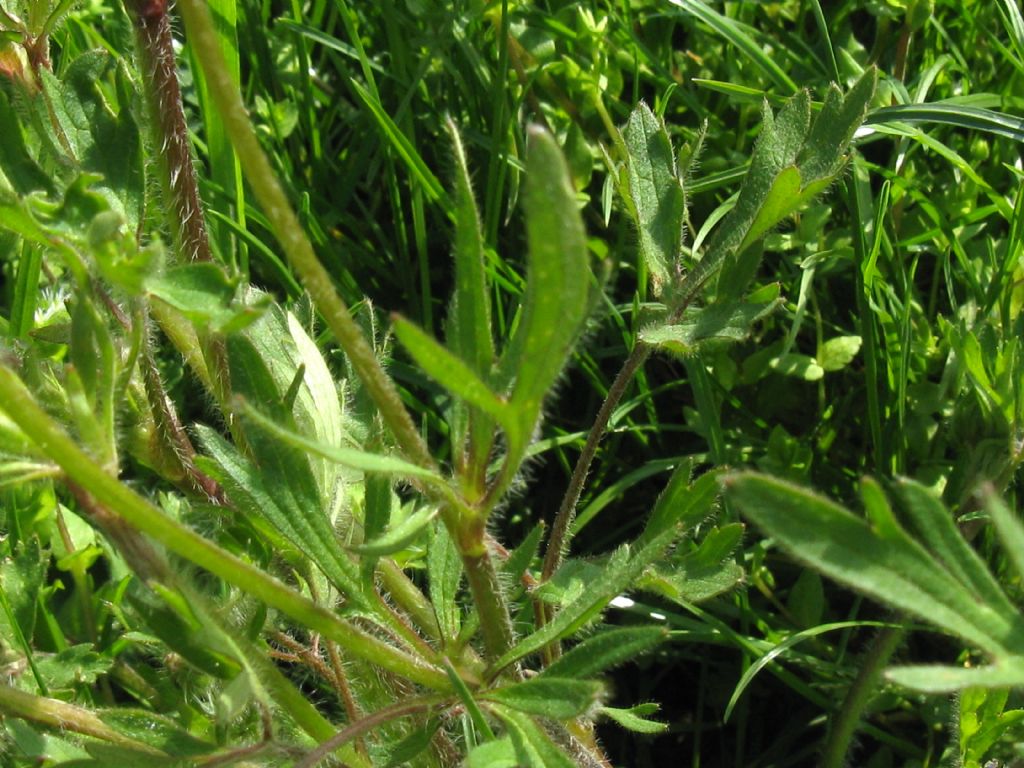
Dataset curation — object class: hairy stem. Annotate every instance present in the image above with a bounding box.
[175,0,432,473]
[175,0,518,663]
[0,366,450,691]
[124,0,212,264]
[463,545,516,663]
[540,341,651,585]
[294,696,441,768]
[0,682,164,754]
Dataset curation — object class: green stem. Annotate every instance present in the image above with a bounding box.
[0,365,449,692]
[294,695,441,768]
[378,558,442,643]
[821,626,905,768]
[175,0,433,474]
[0,682,164,754]
[176,0,519,665]
[463,546,516,663]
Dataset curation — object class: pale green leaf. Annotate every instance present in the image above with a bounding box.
[885,661,1024,693]
[770,353,824,380]
[600,703,668,734]
[818,335,862,372]
[352,505,437,556]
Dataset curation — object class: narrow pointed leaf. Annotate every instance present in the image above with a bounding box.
[894,479,1014,615]
[543,626,668,680]
[484,677,603,719]
[492,707,577,768]
[393,314,513,435]
[984,492,1024,584]
[446,119,495,376]
[352,505,438,556]
[723,472,1019,657]
[599,703,668,734]
[195,426,369,609]
[639,460,698,545]
[498,126,591,447]
[235,399,446,485]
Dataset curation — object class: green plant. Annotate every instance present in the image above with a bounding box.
[4,0,1024,766]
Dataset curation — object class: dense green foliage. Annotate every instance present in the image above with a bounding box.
[1,0,1024,766]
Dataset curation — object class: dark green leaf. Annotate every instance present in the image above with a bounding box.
[544,626,668,680]
[428,521,462,641]
[496,126,591,463]
[445,119,494,378]
[640,464,720,547]
[490,527,678,674]
[484,677,602,719]
[640,291,782,356]
[622,102,686,296]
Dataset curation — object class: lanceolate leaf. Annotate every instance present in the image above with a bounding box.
[639,463,720,547]
[235,399,446,486]
[622,102,686,296]
[496,126,592,459]
[543,626,668,680]
[352,505,438,556]
[599,703,668,734]
[427,521,463,641]
[489,527,677,674]
[894,479,1015,615]
[492,707,577,768]
[723,472,1021,658]
[483,677,603,719]
[445,119,495,378]
[392,314,513,435]
[195,426,370,610]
